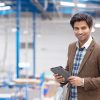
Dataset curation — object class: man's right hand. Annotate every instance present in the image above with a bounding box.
[53,74,65,83]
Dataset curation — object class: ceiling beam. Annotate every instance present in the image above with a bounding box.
[31,0,52,20]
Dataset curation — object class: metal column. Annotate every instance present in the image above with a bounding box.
[16,0,21,78]
[32,13,36,77]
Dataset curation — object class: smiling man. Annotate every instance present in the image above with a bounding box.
[54,13,100,100]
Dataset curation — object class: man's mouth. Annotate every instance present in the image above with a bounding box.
[78,35,84,39]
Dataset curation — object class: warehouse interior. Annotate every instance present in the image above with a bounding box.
[0,0,100,100]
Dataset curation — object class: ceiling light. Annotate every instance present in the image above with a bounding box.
[76,3,86,8]
[95,23,100,28]
[0,2,5,7]
[3,6,11,10]
[60,1,87,8]
[0,6,11,11]
[60,1,75,7]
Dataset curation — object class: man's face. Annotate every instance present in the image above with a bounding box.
[73,21,91,44]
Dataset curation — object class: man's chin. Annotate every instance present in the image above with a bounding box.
[78,38,86,43]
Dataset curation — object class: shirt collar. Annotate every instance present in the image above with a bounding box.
[76,36,93,50]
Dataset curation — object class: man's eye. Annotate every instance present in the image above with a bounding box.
[74,28,78,31]
[82,27,86,30]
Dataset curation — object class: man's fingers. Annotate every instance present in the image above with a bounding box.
[53,74,59,77]
[68,76,76,80]
[53,74,65,83]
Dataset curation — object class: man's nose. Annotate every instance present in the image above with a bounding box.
[78,29,83,34]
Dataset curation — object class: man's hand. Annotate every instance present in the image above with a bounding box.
[53,74,65,83]
[68,76,84,87]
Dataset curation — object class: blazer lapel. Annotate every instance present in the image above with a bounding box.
[69,43,77,72]
[78,40,96,74]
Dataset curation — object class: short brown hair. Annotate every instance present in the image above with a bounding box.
[70,13,93,29]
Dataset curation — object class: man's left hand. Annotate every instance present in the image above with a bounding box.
[68,76,84,87]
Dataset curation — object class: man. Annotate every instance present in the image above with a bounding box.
[54,13,100,100]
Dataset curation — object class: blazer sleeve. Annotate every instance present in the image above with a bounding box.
[60,44,71,87]
[84,44,100,91]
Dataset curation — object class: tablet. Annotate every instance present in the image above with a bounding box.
[50,66,70,83]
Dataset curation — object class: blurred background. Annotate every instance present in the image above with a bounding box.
[0,0,100,100]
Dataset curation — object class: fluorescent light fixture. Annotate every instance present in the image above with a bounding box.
[60,1,86,8]
[3,6,11,10]
[77,3,86,8]
[0,6,11,11]
[60,1,75,7]
[0,2,5,7]
[95,23,100,28]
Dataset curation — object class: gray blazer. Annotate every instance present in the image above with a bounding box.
[65,40,100,100]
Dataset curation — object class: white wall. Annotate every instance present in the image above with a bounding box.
[35,17,76,76]
[0,14,100,78]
